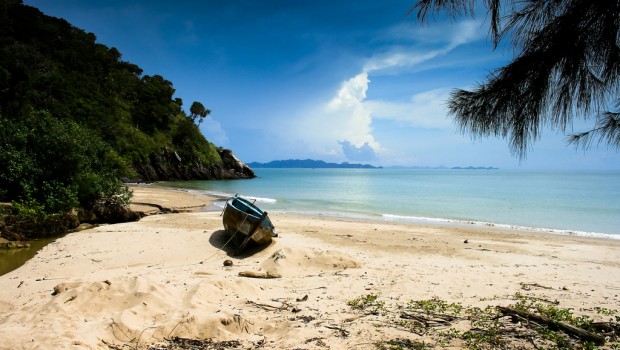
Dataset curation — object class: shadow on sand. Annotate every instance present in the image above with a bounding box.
[208,229,274,259]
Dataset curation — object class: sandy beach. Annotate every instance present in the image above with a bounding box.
[0,185,618,349]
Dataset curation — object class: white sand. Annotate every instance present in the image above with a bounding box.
[0,185,618,349]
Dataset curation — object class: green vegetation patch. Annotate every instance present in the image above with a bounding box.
[344,293,620,349]
[0,2,231,238]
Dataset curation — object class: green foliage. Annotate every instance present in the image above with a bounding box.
[346,293,619,349]
[511,292,609,347]
[0,110,132,212]
[375,338,429,350]
[348,293,386,314]
[0,1,224,187]
[413,1,620,157]
[0,1,226,234]
[406,297,463,317]
[133,75,179,133]
[172,116,222,166]
[7,201,79,238]
[189,101,211,126]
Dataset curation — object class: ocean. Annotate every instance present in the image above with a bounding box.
[159,169,620,239]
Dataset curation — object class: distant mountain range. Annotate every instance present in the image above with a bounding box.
[247,159,382,169]
[247,159,498,170]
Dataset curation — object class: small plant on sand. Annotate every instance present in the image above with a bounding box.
[348,292,619,349]
[595,307,619,317]
[375,338,430,350]
[435,328,462,347]
[508,292,617,349]
[460,305,505,349]
[406,297,463,318]
[348,293,386,314]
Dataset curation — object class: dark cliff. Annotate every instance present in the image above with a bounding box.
[133,148,255,182]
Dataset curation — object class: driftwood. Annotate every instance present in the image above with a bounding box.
[238,271,281,279]
[497,306,606,345]
[325,325,350,337]
[400,311,455,327]
[519,282,553,290]
[247,300,288,311]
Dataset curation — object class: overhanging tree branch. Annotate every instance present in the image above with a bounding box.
[568,110,620,151]
[411,0,620,158]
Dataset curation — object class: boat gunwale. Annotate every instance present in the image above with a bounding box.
[226,197,264,220]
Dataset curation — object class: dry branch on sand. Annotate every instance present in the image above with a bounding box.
[237,271,282,279]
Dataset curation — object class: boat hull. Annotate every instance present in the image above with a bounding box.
[222,196,276,253]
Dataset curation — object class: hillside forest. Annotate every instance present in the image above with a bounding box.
[0,1,253,239]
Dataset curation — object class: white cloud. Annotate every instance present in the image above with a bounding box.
[325,72,382,151]
[366,89,452,128]
[280,72,381,160]
[449,20,485,46]
[338,140,378,161]
[363,48,441,73]
[422,19,484,46]
[280,20,484,162]
[380,19,482,44]
[328,73,369,109]
[364,20,484,74]
[200,118,229,147]
[327,19,483,160]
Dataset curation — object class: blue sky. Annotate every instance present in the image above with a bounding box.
[24,0,620,169]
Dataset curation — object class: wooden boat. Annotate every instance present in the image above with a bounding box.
[222,195,276,254]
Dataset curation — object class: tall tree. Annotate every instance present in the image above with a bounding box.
[411,0,620,158]
[189,101,211,127]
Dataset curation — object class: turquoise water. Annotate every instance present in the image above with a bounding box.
[159,169,620,238]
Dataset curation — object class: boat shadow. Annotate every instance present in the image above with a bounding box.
[208,229,274,258]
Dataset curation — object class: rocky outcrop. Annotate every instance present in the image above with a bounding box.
[78,201,141,224]
[131,148,255,182]
[218,148,255,179]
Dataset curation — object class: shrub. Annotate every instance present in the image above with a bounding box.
[0,110,132,215]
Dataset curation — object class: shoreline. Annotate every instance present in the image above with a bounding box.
[0,185,617,348]
[269,209,620,242]
[155,168,620,238]
[152,182,620,241]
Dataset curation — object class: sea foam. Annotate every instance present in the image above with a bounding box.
[381,214,620,240]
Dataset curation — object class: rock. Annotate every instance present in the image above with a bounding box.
[218,148,255,179]
[80,201,140,224]
[130,147,255,182]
